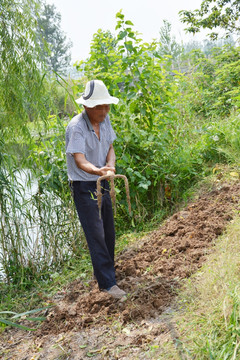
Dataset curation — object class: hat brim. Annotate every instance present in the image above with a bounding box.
[75,96,119,107]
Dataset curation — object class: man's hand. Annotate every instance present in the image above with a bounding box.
[98,166,115,177]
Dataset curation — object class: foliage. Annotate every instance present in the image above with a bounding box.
[0,1,76,285]
[0,0,75,283]
[0,306,50,331]
[179,45,240,118]
[179,0,240,40]
[0,0,47,127]
[76,12,190,219]
[28,115,69,195]
[74,11,240,225]
[207,294,240,360]
[1,9,240,287]
[80,29,118,76]
[42,78,77,116]
[37,2,72,75]
[158,20,183,70]
[0,116,84,286]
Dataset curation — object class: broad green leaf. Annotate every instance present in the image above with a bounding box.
[138,183,150,190]
[125,20,134,25]
[116,11,124,20]
[118,30,127,40]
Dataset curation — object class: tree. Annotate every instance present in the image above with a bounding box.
[82,30,118,73]
[37,2,72,75]
[79,10,179,131]
[202,37,235,56]
[158,20,183,69]
[179,0,240,40]
[0,0,47,126]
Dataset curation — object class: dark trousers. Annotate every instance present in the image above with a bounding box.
[71,180,116,289]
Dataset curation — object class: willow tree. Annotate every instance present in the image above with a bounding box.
[0,0,47,127]
[0,0,72,285]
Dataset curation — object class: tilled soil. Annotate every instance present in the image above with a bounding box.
[1,181,240,360]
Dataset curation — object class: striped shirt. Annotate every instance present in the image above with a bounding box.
[65,110,116,181]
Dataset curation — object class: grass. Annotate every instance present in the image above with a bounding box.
[153,213,240,360]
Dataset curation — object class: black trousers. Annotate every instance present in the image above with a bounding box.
[71,180,116,289]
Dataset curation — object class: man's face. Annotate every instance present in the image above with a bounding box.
[84,104,110,123]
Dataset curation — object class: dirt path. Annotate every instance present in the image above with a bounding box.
[1,181,240,360]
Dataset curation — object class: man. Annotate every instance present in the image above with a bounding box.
[65,80,126,299]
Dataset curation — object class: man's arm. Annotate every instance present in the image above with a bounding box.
[73,152,115,176]
[106,144,116,168]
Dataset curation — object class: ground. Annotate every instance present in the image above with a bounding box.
[1,180,240,360]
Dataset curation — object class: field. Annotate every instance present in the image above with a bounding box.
[1,174,240,359]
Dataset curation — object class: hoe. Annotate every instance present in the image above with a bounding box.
[96,171,131,218]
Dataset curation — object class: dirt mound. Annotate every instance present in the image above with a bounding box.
[39,183,240,336]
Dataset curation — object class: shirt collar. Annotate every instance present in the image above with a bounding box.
[82,110,94,131]
[82,109,107,131]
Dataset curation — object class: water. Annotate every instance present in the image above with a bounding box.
[0,169,79,280]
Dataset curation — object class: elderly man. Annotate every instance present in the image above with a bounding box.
[65,80,126,299]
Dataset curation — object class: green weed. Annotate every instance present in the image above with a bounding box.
[163,217,240,360]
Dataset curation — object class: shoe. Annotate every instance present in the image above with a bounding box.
[103,285,126,299]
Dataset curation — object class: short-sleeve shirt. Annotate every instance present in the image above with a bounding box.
[65,110,116,181]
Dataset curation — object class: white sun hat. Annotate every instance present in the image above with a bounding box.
[76,80,119,108]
